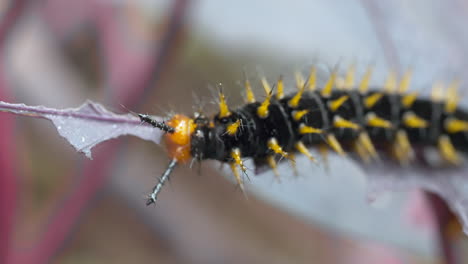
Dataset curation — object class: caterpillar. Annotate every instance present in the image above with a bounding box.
[139,67,468,205]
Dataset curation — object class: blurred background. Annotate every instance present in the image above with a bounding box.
[2,0,468,263]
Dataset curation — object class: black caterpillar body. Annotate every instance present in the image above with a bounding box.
[191,90,468,165]
[141,73,468,205]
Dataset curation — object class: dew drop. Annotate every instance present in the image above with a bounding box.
[81,136,86,143]
[57,126,62,130]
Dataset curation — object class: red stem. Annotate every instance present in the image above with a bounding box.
[0,1,27,263]
[11,143,119,264]
[10,1,189,263]
[0,65,17,264]
[425,192,458,264]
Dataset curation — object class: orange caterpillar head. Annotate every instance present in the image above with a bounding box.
[163,114,196,163]
[138,113,197,205]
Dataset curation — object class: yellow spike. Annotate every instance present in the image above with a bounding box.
[230,148,247,192]
[335,76,345,90]
[343,64,355,90]
[292,109,309,121]
[384,70,397,93]
[357,132,378,160]
[299,123,323,134]
[354,140,371,163]
[229,162,245,192]
[445,118,468,134]
[403,112,428,128]
[226,119,241,135]
[431,82,445,102]
[318,144,329,170]
[266,156,281,181]
[366,113,392,128]
[327,134,345,155]
[244,79,256,103]
[267,138,289,158]
[261,77,271,94]
[445,80,460,113]
[438,135,460,165]
[328,95,349,112]
[359,67,373,93]
[288,153,299,176]
[333,116,360,130]
[231,148,247,172]
[288,84,305,108]
[218,92,231,118]
[396,130,411,152]
[257,92,272,118]
[295,141,317,163]
[295,72,305,90]
[399,69,412,93]
[364,92,384,109]
[276,76,284,100]
[307,67,317,91]
[321,71,336,97]
[393,130,412,165]
[401,92,418,108]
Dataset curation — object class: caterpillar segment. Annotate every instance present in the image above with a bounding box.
[140,69,468,205]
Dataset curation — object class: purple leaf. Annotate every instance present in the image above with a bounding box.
[0,100,163,158]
